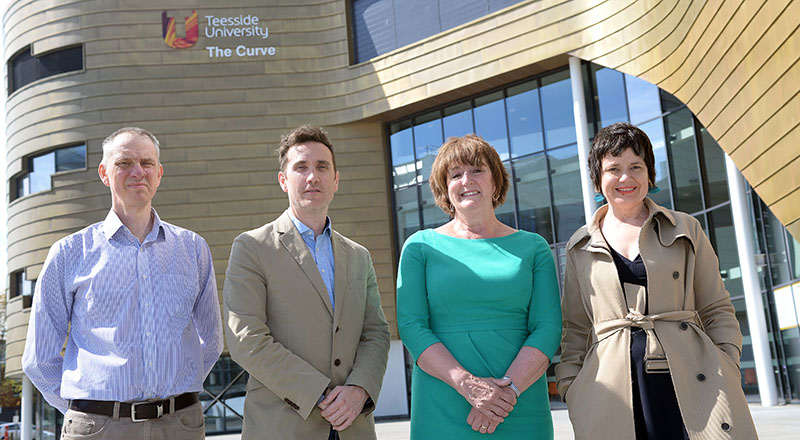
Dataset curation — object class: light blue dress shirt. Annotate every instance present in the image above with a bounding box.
[22,209,223,413]
[287,212,335,310]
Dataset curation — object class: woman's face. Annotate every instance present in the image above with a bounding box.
[600,148,649,211]
[446,159,496,216]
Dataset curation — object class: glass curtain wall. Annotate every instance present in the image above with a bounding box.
[387,61,800,403]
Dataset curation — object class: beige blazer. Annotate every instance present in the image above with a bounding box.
[223,211,390,440]
[555,199,757,440]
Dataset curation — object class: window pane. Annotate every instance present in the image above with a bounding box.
[694,213,708,235]
[29,152,56,194]
[413,111,443,182]
[55,144,86,171]
[708,204,743,297]
[473,92,510,160]
[389,121,417,189]
[420,183,449,229]
[506,81,544,157]
[625,74,661,124]
[593,65,628,128]
[496,163,516,228]
[789,234,800,280]
[697,127,729,207]
[540,70,576,148]
[660,89,684,113]
[763,202,792,286]
[638,119,672,209]
[666,108,703,214]
[514,153,553,243]
[549,145,585,242]
[443,102,474,138]
[395,186,421,248]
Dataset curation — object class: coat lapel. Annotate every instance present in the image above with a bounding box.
[276,211,334,316]
[331,231,349,326]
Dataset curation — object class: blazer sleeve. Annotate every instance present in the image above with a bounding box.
[344,251,391,411]
[555,246,593,401]
[690,217,743,364]
[223,232,331,420]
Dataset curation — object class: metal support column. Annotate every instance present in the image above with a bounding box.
[568,56,599,221]
[22,375,33,440]
[725,153,779,406]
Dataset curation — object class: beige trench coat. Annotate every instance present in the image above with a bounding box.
[555,199,757,440]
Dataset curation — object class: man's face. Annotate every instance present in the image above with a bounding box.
[98,133,163,212]
[278,141,339,217]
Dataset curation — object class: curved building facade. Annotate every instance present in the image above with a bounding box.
[4,0,800,436]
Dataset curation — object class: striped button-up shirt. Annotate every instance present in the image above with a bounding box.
[22,209,223,413]
[288,212,335,310]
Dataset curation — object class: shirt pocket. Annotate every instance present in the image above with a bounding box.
[162,274,197,332]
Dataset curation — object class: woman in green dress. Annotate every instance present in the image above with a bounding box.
[397,134,562,439]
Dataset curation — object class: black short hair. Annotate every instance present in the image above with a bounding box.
[588,122,656,192]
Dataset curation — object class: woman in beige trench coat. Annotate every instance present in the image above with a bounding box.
[555,122,757,440]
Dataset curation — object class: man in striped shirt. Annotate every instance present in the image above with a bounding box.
[22,127,223,440]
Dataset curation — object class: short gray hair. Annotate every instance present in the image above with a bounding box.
[101,127,161,165]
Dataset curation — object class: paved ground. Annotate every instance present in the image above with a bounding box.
[210,403,800,439]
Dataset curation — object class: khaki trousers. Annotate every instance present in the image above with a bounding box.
[62,401,205,440]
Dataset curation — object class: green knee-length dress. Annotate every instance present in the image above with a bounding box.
[397,229,562,439]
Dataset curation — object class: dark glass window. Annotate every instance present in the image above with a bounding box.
[697,127,730,207]
[625,74,661,124]
[638,118,672,209]
[11,144,86,200]
[8,45,82,94]
[514,153,553,243]
[540,70,576,148]
[473,92,510,160]
[496,163,517,228]
[548,144,584,242]
[413,112,443,182]
[506,81,544,157]
[708,204,744,297]
[10,270,35,301]
[389,121,416,189]
[421,181,449,229]
[666,109,703,214]
[395,185,421,247]
[443,102,474,138]
[350,0,526,63]
[593,65,628,128]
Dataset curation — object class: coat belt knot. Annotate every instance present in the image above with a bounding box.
[592,310,701,373]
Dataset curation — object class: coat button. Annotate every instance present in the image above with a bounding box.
[697,373,706,381]
[335,326,340,333]
[672,271,680,279]
[334,359,341,366]
[721,422,730,431]
[679,322,689,331]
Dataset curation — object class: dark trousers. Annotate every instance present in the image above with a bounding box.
[328,428,339,440]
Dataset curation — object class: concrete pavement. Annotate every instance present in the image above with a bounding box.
[209,403,800,439]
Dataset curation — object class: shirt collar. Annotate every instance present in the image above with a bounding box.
[287,210,332,238]
[102,208,165,242]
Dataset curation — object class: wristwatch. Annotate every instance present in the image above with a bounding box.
[502,376,521,398]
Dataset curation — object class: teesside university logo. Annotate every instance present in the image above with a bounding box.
[162,10,198,49]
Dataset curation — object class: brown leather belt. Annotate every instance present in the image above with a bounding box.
[69,392,198,422]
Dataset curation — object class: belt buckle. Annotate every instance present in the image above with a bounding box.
[131,401,163,422]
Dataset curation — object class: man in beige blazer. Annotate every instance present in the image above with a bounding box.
[223,125,391,440]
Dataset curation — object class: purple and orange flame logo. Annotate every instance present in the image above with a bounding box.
[162,10,198,49]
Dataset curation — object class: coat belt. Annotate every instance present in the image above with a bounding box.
[592,310,701,373]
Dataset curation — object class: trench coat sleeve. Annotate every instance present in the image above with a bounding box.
[344,252,391,410]
[523,235,562,359]
[223,233,331,420]
[396,234,442,362]
[555,245,593,401]
[690,218,743,364]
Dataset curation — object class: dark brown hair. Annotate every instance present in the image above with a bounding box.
[429,134,510,217]
[276,125,335,171]
[588,122,656,192]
